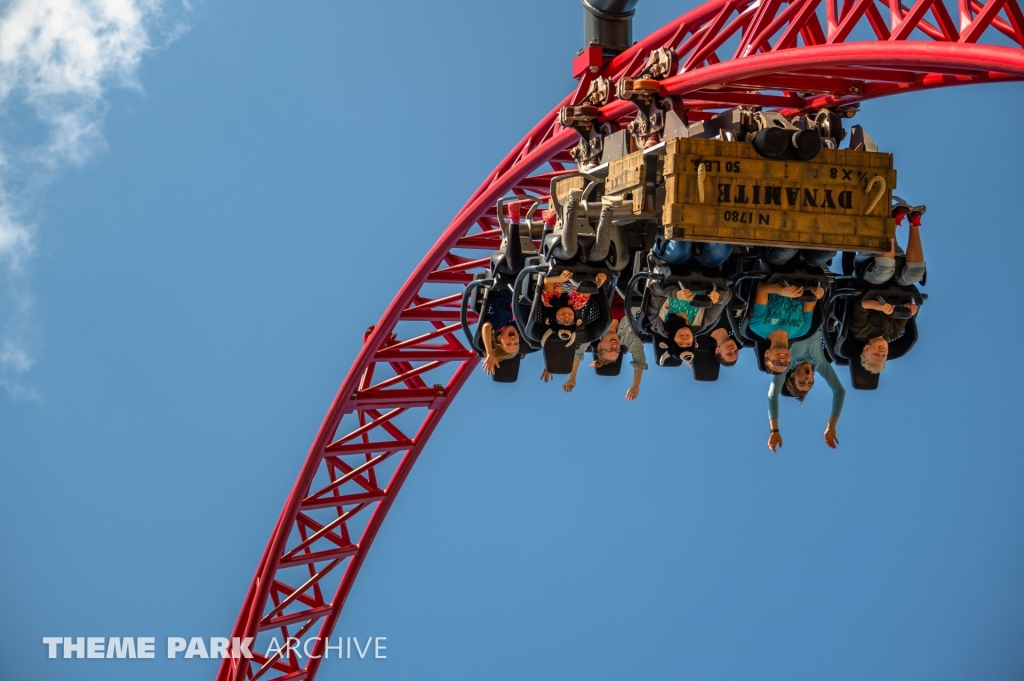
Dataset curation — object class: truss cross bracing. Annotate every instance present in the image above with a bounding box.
[218,2,1024,679]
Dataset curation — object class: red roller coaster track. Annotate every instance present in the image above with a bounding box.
[218,1,1024,679]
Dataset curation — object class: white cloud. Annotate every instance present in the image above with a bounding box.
[0,0,188,398]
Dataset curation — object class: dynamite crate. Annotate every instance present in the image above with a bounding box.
[606,150,657,216]
[551,153,656,217]
[661,136,897,252]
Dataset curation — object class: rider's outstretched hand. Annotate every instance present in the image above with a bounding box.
[824,424,839,449]
[482,356,500,375]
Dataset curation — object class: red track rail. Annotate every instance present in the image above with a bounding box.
[219,1,1024,678]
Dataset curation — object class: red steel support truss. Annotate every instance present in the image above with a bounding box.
[219,1,1024,679]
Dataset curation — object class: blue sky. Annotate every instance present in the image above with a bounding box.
[1,1,1023,680]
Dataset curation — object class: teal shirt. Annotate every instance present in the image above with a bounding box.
[767,331,846,420]
[665,297,703,326]
[750,294,811,339]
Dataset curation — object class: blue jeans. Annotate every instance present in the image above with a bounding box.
[654,239,733,268]
[767,248,835,268]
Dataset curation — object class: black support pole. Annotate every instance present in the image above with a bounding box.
[582,0,639,54]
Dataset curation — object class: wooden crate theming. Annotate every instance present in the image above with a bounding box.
[608,150,650,214]
[553,175,586,209]
[662,137,897,251]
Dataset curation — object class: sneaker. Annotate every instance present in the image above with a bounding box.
[891,196,912,225]
[892,207,910,225]
[601,194,625,209]
[908,204,926,227]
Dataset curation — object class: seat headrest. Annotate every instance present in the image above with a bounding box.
[591,342,624,377]
[692,347,721,382]
[542,341,577,374]
[849,358,880,390]
[652,333,687,368]
[754,338,770,373]
[491,355,522,383]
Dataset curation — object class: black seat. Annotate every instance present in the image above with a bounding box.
[649,255,732,324]
[822,276,923,390]
[698,316,740,378]
[460,222,542,384]
[622,249,736,381]
[725,252,773,349]
[540,332,578,375]
[587,293,628,377]
[733,263,829,359]
[692,344,721,382]
[488,217,539,284]
[728,260,830,373]
[848,355,880,390]
[589,340,624,376]
[461,280,537,383]
[513,261,614,375]
[841,249,928,288]
[650,332,719,381]
[652,333,685,368]
[543,174,631,274]
[624,249,736,339]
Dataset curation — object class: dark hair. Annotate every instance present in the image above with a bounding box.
[714,335,739,367]
[663,316,695,355]
[543,291,572,309]
[781,368,810,402]
[589,340,621,368]
[664,315,691,331]
[540,292,582,332]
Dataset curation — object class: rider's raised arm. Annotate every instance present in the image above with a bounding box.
[702,288,733,330]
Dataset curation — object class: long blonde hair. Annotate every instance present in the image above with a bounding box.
[489,334,519,363]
